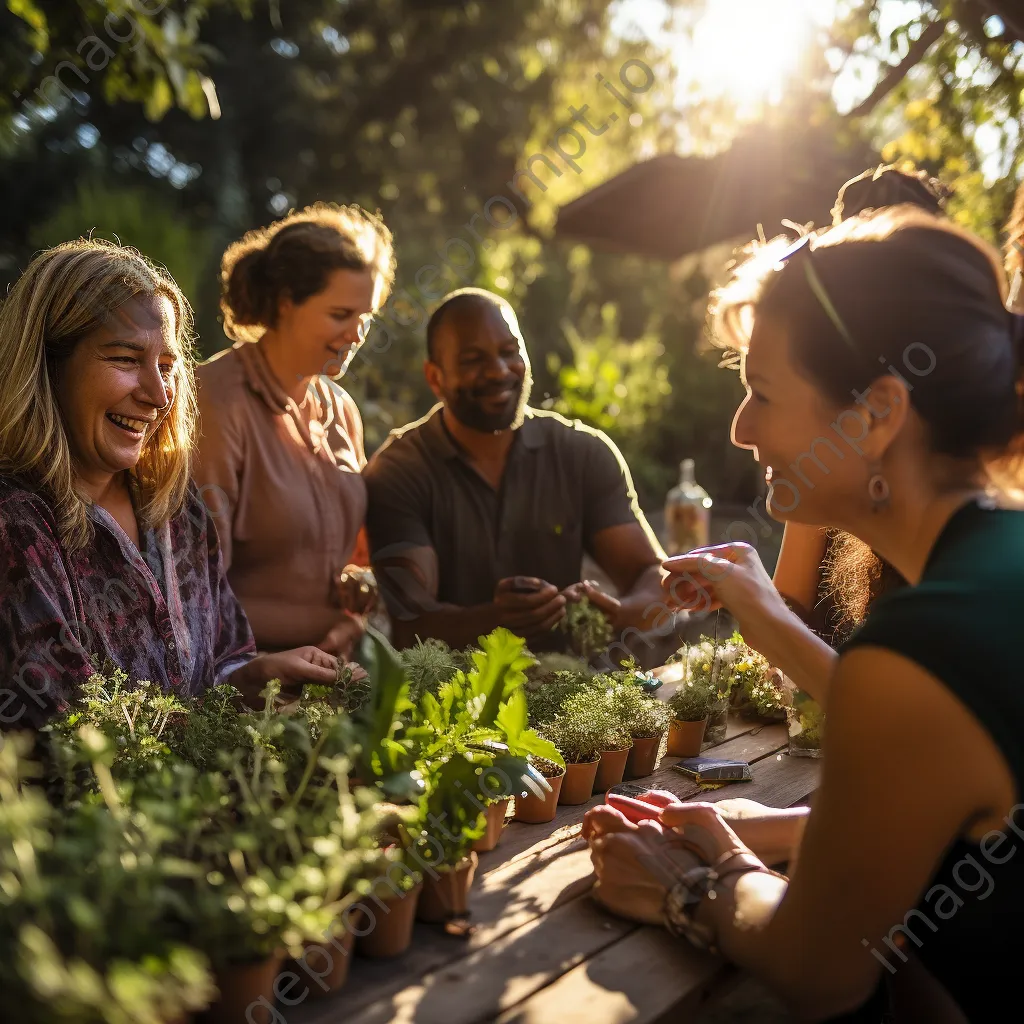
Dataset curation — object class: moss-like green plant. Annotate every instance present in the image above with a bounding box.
[399,637,462,702]
[525,668,604,727]
[558,597,613,661]
[542,690,627,763]
[609,679,673,739]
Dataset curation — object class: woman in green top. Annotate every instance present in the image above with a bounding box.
[584,207,1024,1021]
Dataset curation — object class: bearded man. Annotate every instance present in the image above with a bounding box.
[364,288,670,654]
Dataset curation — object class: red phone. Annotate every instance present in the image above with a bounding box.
[605,787,683,824]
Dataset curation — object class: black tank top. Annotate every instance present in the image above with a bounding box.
[842,501,1024,1020]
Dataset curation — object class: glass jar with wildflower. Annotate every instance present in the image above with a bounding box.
[786,689,825,758]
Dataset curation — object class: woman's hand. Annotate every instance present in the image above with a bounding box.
[231,646,338,704]
[661,543,794,662]
[317,612,366,658]
[586,799,756,928]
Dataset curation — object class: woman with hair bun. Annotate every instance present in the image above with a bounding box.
[195,203,395,655]
[773,165,948,657]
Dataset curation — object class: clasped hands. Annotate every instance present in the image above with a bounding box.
[492,576,631,641]
[584,791,772,930]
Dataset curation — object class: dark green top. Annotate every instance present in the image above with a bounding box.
[842,500,1024,1020]
[363,405,654,622]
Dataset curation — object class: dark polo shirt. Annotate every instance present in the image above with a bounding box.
[363,405,653,614]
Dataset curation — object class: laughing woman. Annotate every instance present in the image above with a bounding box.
[0,240,340,730]
[194,204,394,655]
[585,209,1024,1022]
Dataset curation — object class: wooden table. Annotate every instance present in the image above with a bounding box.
[291,707,819,1024]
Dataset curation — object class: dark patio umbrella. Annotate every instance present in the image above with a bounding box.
[555,127,877,261]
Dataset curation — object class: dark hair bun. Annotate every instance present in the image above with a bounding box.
[833,165,950,224]
[222,246,272,329]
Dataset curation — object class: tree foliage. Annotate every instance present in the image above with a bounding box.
[1,0,1021,512]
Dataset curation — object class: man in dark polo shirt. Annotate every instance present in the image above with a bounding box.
[363,287,670,656]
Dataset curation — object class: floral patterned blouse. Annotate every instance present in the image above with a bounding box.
[0,476,256,730]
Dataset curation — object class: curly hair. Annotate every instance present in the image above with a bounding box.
[220,203,396,343]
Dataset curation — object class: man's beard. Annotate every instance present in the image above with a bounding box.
[444,367,533,433]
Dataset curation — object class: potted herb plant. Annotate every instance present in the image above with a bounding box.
[666,675,716,757]
[610,679,673,779]
[514,755,565,823]
[542,691,620,804]
[353,846,423,958]
[591,690,633,794]
[407,629,560,911]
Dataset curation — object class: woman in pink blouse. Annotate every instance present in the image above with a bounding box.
[195,203,395,655]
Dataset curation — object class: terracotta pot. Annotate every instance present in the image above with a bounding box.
[417,852,478,922]
[204,951,285,1024]
[471,798,510,853]
[514,769,564,823]
[295,926,356,1000]
[558,758,600,805]
[625,734,663,779]
[594,746,631,795]
[667,717,708,758]
[356,882,421,958]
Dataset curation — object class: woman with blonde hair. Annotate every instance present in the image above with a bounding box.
[195,203,395,654]
[586,208,1024,1021]
[0,239,340,729]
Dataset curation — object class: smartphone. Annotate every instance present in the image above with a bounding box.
[605,783,655,801]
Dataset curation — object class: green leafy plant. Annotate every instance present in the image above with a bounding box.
[0,733,215,1024]
[408,629,562,866]
[350,626,424,800]
[558,597,613,661]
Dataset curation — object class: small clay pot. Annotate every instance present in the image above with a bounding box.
[356,883,421,958]
[417,852,478,922]
[594,746,631,795]
[625,734,662,779]
[514,769,564,823]
[471,798,510,853]
[294,926,356,1000]
[205,951,285,1024]
[558,758,600,805]
[667,717,708,758]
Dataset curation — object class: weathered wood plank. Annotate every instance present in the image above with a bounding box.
[494,926,728,1024]
[339,894,635,1024]
[291,845,597,1022]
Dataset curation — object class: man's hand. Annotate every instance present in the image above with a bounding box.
[494,576,566,639]
[564,579,623,627]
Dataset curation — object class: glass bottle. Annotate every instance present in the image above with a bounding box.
[665,458,711,556]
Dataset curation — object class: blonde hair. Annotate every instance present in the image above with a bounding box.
[220,202,395,343]
[0,239,197,550]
